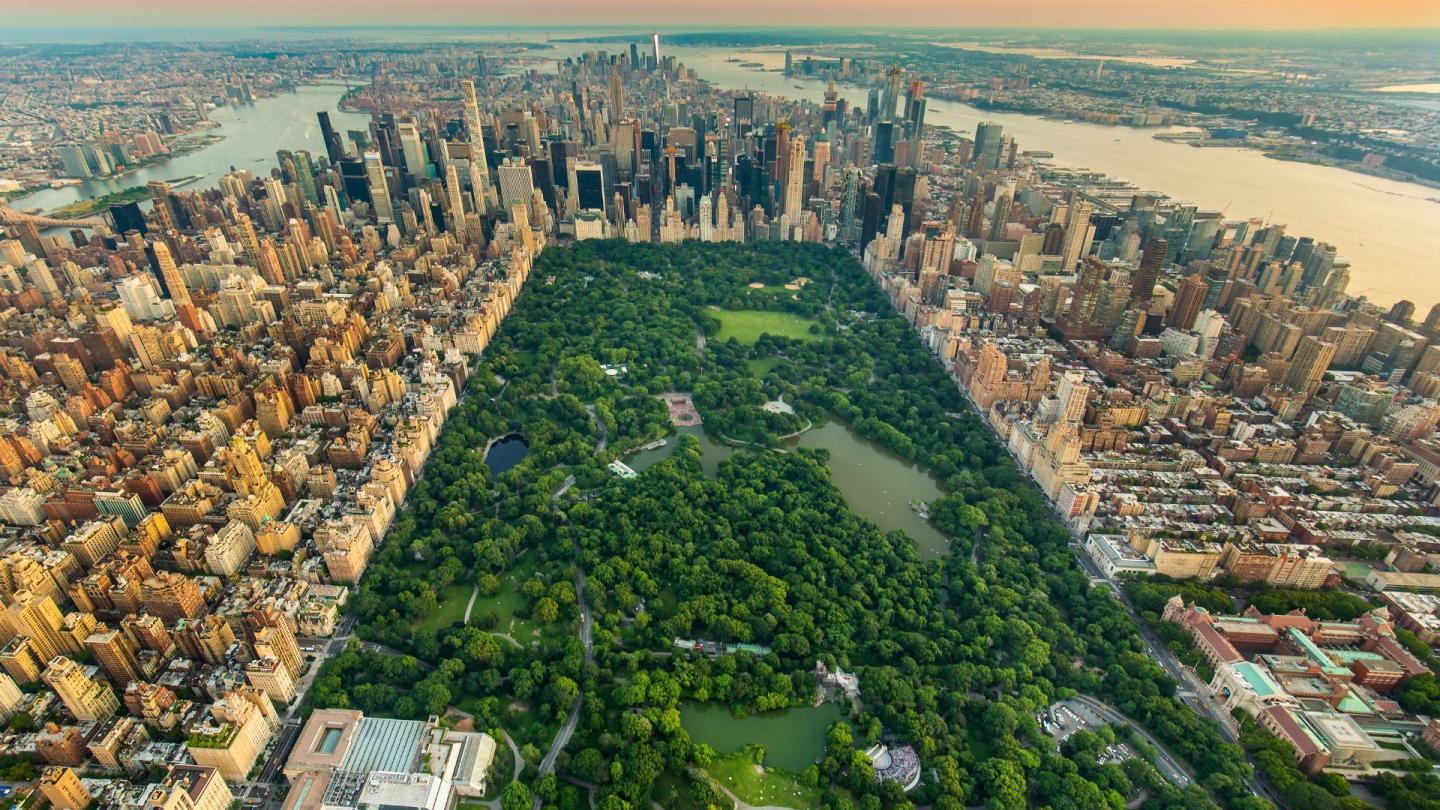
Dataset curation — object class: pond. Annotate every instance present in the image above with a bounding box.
[625,425,737,476]
[783,421,950,560]
[484,434,529,475]
[680,702,847,773]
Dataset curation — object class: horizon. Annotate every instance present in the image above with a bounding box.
[5,22,1439,47]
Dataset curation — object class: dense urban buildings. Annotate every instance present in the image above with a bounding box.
[0,16,1438,810]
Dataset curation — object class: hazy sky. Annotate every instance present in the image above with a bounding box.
[6,0,1439,30]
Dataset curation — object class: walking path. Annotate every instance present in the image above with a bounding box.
[462,584,480,624]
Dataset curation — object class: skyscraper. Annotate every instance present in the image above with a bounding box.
[316,111,344,164]
[782,134,806,221]
[1131,237,1167,306]
[146,242,191,308]
[1060,201,1093,270]
[651,32,661,68]
[1284,336,1337,395]
[396,118,427,181]
[461,79,487,158]
[573,161,606,213]
[973,122,1004,170]
[362,151,393,223]
[1167,273,1208,330]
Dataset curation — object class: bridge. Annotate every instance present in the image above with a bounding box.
[0,202,106,230]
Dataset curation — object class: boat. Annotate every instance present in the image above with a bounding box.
[909,499,930,520]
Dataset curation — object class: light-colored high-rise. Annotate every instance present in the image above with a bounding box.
[43,655,120,721]
[362,151,393,223]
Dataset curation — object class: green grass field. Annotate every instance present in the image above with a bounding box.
[469,554,543,644]
[747,357,782,378]
[712,309,819,344]
[415,582,474,633]
[707,748,821,809]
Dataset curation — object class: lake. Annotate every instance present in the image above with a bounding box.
[629,420,950,559]
[783,421,949,560]
[484,434,529,475]
[681,701,846,773]
[625,424,737,476]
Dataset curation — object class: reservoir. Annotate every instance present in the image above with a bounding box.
[484,434,529,475]
[680,701,846,773]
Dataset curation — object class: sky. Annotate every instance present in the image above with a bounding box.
[4,0,1439,31]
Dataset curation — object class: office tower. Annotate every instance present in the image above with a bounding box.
[1390,300,1417,326]
[362,151,393,223]
[609,69,624,120]
[1060,201,1093,270]
[881,67,902,120]
[1166,274,1208,330]
[733,95,754,136]
[573,161,606,212]
[3,590,67,663]
[498,160,535,209]
[904,80,926,139]
[973,122,1003,170]
[988,184,1014,242]
[317,111,344,164]
[1284,336,1337,395]
[110,202,147,235]
[873,120,896,165]
[43,656,119,721]
[629,41,640,67]
[1131,237,1167,306]
[396,118,427,181]
[84,626,144,686]
[651,32,661,67]
[444,164,467,235]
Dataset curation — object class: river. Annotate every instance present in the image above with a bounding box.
[530,41,1439,310]
[11,85,370,213]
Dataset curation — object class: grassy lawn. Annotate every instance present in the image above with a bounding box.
[470,554,543,644]
[415,582,473,633]
[747,357,782,378]
[712,309,819,344]
[707,747,821,809]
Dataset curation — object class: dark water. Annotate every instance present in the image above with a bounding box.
[484,434,529,474]
[681,701,846,773]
